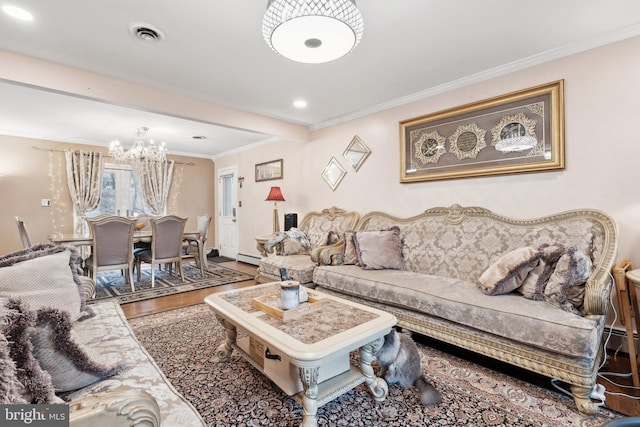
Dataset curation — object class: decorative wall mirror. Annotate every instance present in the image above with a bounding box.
[321,157,346,191]
[342,135,371,172]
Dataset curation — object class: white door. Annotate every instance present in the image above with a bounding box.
[217,166,238,259]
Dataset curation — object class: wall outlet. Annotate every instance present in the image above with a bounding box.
[41,199,51,207]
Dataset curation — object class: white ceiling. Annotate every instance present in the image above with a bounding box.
[1,0,640,158]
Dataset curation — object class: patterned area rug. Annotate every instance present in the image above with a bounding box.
[129,304,622,426]
[89,262,254,304]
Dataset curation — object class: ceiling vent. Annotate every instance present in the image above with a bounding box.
[129,22,165,41]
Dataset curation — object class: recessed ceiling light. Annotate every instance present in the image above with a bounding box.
[293,100,307,108]
[2,5,34,21]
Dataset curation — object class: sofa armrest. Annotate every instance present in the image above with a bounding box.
[583,265,616,316]
[69,387,161,427]
[311,242,344,266]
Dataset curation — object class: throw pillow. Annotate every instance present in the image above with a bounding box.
[281,239,310,255]
[518,244,566,300]
[477,246,541,296]
[30,307,126,393]
[0,243,86,321]
[353,227,403,270]
[2,298,59,404]
[342,231,359,265]
[543,246,592,315]
[326,230,340,245]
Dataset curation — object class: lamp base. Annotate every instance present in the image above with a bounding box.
[273,207,280,234]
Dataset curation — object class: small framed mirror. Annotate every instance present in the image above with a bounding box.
[342,135,371,172]
[322,157,346,191]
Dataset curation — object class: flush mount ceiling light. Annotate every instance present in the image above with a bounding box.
[2,5,34,21]
[263,0,363,64]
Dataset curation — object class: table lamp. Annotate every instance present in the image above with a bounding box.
[265,186,285,233]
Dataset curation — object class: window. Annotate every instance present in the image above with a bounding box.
[87,164,150,218]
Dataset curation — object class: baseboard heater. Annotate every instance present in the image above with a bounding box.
[604,326,637,354]
[236,253,260,266]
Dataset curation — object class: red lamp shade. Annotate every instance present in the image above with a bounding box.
[265,186,285,202]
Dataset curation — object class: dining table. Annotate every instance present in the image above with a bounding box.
[48,229,208,276]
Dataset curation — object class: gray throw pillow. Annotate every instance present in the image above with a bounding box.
[543,246,592,315]
[518,244,566,300]
[353,227,403,270]
[342,231,359,265]
[30,307,126,393]
[477,246,541,296]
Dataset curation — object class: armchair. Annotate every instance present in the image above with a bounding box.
[256,206,359,286]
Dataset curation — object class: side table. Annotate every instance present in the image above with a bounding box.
[613,260,640,388]
[255,234,278,257]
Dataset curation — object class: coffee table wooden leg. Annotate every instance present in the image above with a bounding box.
[361,336,388,402]
[215,315,236,360]
[298,366,319,427]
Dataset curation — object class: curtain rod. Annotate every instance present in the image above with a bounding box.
[31,146,195,166]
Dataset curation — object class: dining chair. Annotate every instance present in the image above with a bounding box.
[15,216,32,248]
[182,213,211,278]
[135,215,187,288]
[85,215,137,292]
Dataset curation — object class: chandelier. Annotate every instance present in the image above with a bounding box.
[262,0,364,64]
[109,127,167,162]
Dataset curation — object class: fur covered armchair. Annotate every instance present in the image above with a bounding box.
[256,206,359,286]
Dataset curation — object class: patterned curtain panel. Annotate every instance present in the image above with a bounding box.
[64,150,103,234]
[133,159,174,215]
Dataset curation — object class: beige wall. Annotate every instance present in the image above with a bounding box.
[0,135,215,255]
[216,35,640,269]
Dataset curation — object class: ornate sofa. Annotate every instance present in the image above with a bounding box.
[313,204,618,415]
[256,206,359,285]
[0,244,205,426]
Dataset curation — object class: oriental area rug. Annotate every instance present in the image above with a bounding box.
[129,304,622,426]
[88,262,254,305]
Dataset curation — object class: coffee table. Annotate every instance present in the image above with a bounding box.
[204,282,397,427]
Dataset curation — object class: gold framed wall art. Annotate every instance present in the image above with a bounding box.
[255,159,283,182]
[399,80,564,183]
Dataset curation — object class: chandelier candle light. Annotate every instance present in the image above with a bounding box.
[266,186,285,233]
[262,0,364,64]
[109,127,167,163]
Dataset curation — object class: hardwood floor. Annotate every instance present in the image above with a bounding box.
[121,260,259,318]
[121,260,638,417]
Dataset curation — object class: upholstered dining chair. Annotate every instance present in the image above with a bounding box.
[182,213,211,278]
[85,215,137,292]
[15,216,32,248]
[135,215,187,288]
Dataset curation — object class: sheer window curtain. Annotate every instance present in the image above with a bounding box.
[64,150,103,235]
[133,159,174,215]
